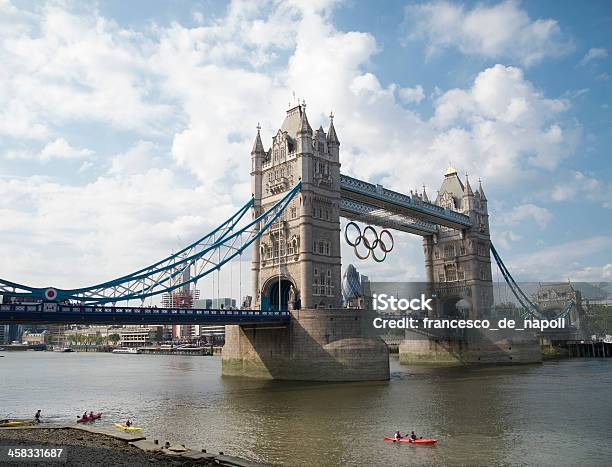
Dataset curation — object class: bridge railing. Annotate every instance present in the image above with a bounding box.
[0,303,291,320]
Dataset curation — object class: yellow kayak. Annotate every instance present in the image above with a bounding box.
[114,423,143,432]
[0,419,35,427]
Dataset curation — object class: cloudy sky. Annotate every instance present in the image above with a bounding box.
[0,0,610,300]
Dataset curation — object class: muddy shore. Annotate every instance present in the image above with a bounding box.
[0,427,262,466]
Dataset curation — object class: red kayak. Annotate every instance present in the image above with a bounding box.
[77,413,102,423]
[384,436,437,445]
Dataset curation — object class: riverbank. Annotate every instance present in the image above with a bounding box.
[0,345,223,355]
[0,426,265,466]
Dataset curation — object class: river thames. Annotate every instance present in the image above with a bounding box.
[1,352,610,466]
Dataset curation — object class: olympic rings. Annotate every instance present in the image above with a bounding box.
[345,222,362,247]
[379,229,394,252]
[344,222,394,262]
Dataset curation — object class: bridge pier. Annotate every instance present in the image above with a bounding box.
[222,309,390,381]
[398,329,542,366]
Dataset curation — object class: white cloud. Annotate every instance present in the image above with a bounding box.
[569,263,612,281]
[550,171,612,209]
[579,47,607,66]
[39,138,94,161]
[398,85,425,104]
[429,65,578,178]
[506,203,552,229]
[0,102,50,141]
[109,141,162,175]
[6,137,94,162]
[495,230,522,250]
[404,0,572,66]
[0,4,176,137]
[507,236,612,281]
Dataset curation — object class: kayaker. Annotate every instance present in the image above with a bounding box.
[34,410,41,423]
[89,411,94,418]
[82,411,88,419]
[125,419,131,427]
[410,431,417,441]
[394,430,402,441]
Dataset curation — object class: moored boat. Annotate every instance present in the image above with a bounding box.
[114,422,143,431]
[0,419,35,427]
[112,348,140,354]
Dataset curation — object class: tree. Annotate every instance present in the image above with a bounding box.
[108,333,121,346]
[583,304,611,337]
[44,333,54,346]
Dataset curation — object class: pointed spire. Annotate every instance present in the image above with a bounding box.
[463,173,473,196]
[422,184,429,202]
[327,111,339,145]
[298,103,312,134]
[444,161,457,177]
[251,123,265,155]
[478,178,487,201]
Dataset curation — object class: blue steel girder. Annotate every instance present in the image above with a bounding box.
[490,243,575,320]
[340,198,438,236]
[340,174,472,231]
[0,182,302,305]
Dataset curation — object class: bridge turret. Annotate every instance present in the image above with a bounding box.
[422,185,429,202]
[475,179,490,236]
[478,178,487,204]
[327,112,339,160]
[251,124,266,202]
[462,173,475,212]
[296,104,313,155]
[250,124,267,310]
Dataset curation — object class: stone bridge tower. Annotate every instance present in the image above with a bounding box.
[223,102,389,381]
[251,103,342,311]
[424,165,493,320]
[403,167,540,365]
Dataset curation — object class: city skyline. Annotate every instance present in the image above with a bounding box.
[0,0,611,298]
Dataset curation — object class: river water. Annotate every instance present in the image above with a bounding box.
[1,352,610,466]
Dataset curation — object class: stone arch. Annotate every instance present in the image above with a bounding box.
[261,275,298,311]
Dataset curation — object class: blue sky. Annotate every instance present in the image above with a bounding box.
[0,0,610,298]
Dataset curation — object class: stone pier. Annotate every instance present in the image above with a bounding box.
[398,329,542,366]
[222,309,389,381]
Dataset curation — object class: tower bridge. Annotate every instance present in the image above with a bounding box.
[1,101,564,380]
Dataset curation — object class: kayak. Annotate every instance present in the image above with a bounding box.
[384,436,437,445]
[77,413,102,423]
[114,423,143,432]
[0,419,34,427]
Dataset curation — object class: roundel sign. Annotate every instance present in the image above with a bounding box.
[44,288,58,301]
